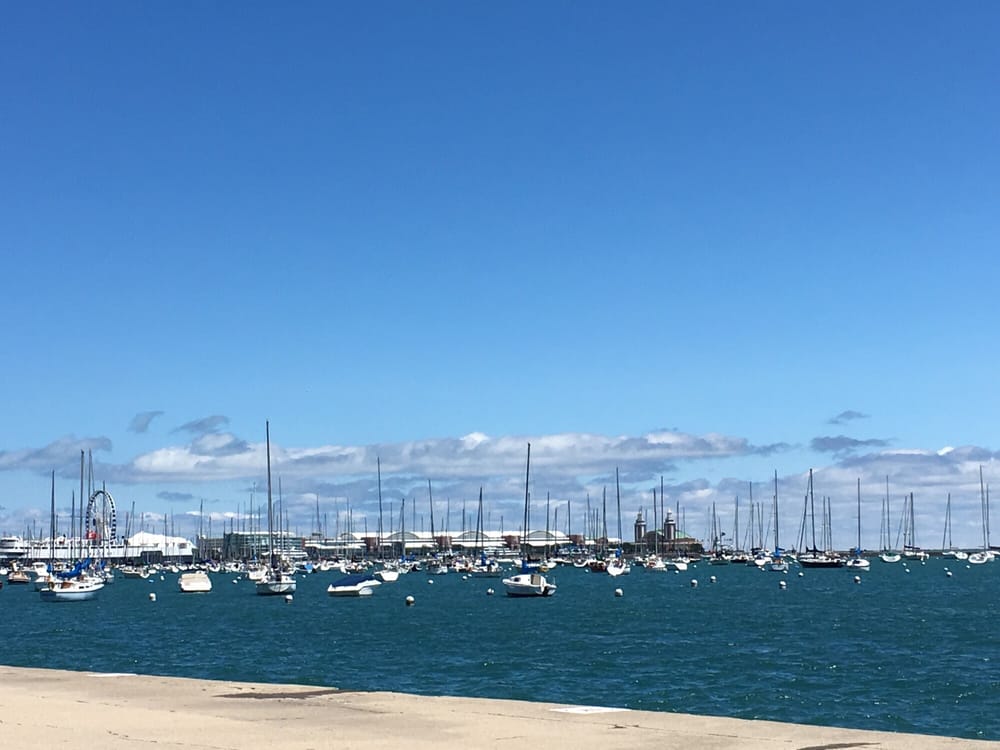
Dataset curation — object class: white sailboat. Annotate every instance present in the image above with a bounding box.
[40,471,104,603]
[940,493,968,560]
[606,468,631,576]
[969,467,994,565]
[503,443,557,597]
[878,477,901,563]
[901,492,928,561]
[845,479,870,570]
[767,470,789,572]
[180,500,213,592]
[256,422,297,596]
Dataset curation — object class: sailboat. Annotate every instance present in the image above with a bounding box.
[901,492,928,561]
[373,458,401,582]
[969,467,994,564]
[798,469,844,568]
[767,470,789,572]
[878,477,901,563]
[40,471,104,602]
[502,443,556,597]
[471,487,502,577]
[255,422,297,596]
[845,479,870,569]
[606,467,631,576]
[179,499,213,592]
[940,493,968,560]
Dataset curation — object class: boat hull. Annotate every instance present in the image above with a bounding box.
[255,578,296,596]
[39,579,104,602]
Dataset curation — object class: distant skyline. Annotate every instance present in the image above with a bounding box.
[2,4,998,548]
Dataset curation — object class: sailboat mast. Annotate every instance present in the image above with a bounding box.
[49,470,56,569]
[980,466,988,551]
[265,421,274,569]
[615,467,622,550]
[857,478,862,552]
[942,493,950,551]
[773,471,779,551]
[808,469,817,552]
[601,486,608,555]
[428,479,435,552]
[376,457,384,558]
[522,443,531,557]
[79,450,85,557]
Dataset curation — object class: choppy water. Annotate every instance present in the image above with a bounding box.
[3,559,998,740]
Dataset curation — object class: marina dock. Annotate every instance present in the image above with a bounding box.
[0,666,994,749]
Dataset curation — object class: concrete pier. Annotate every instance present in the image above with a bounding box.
[0,666,995,749]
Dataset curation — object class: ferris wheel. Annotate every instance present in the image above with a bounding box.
[85,489,118,544]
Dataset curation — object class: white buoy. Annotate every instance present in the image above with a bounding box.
[798,571,804,577]
[614,588,623,597]
[148,592,156,601]
[709,575,717,584]
[673,570,679,575]
[284,594,293,603]
[778,581,787,589]
[232,579,238,584]
[690,579,698,588]
[946,571,953,577]
[427,579,434,585]
[486,588,494,596]
[160,575,165,581]
[405,595,415,606]
[854,576,861,584]
[905,568,911,574]
[462,575,468,580]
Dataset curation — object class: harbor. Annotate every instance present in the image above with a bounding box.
[2,556,998,741]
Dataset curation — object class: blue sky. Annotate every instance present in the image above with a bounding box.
[2,3,999,549]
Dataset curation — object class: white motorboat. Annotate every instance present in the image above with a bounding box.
[502,571,557,597]
[178,570,212,593]
[374,567,400,583]
[327,574,381,597]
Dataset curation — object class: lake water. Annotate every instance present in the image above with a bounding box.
[2,558,997,740]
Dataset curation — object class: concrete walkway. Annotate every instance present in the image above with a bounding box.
[0,666,995,749]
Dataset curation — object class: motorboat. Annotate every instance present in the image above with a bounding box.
[374,566,400,583]
[845,556,870,570]
[502,571,557,597]
[327,573,381,597]
[178,570,213,593]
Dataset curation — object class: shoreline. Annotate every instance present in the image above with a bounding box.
[0,665,996,749]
